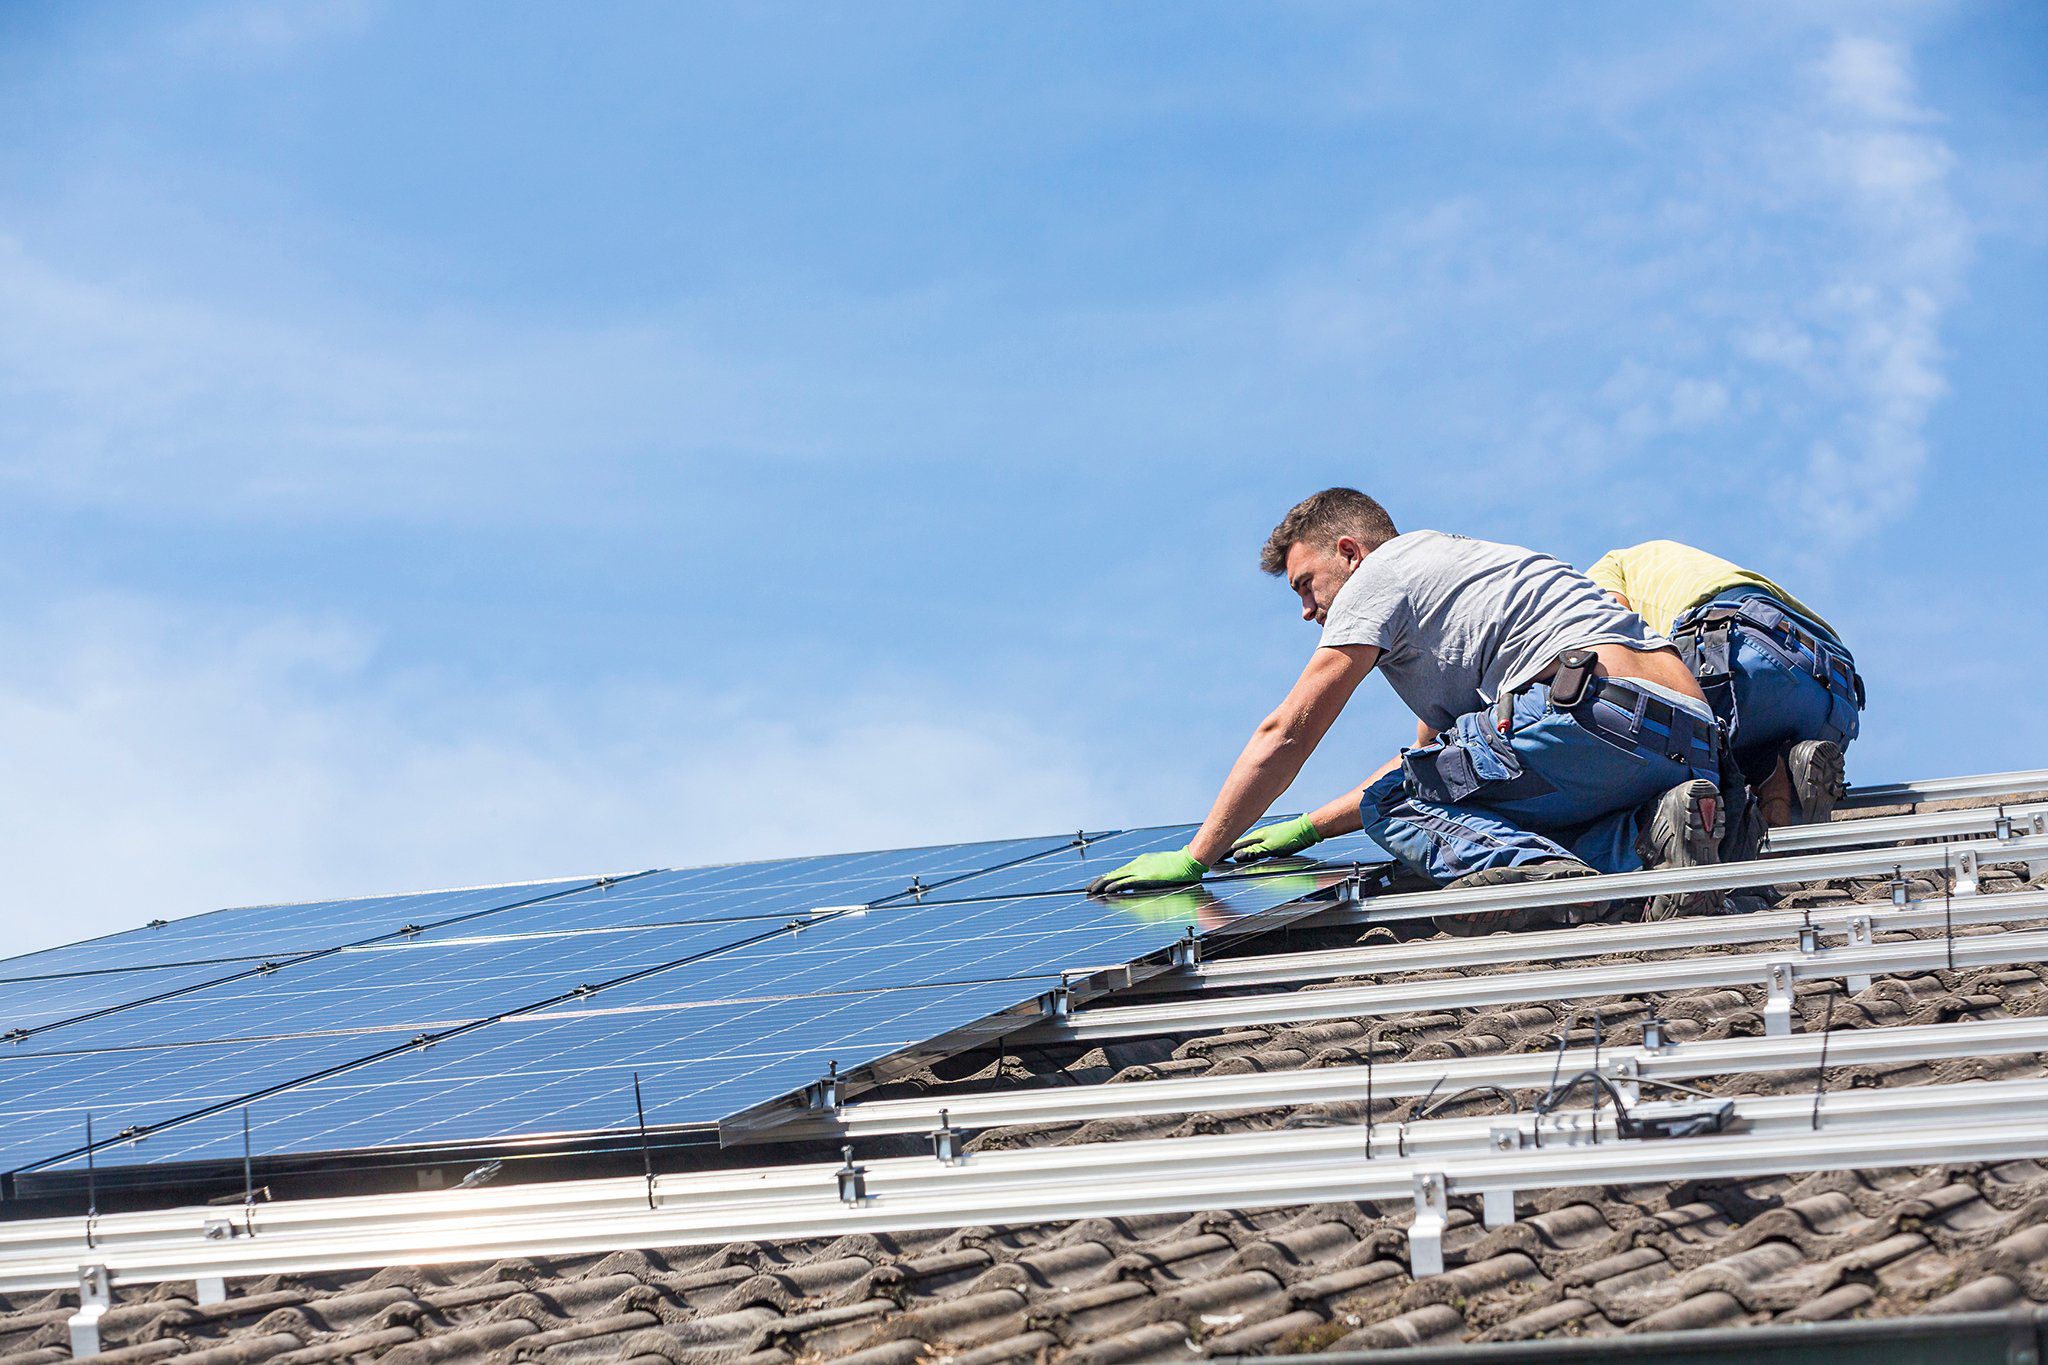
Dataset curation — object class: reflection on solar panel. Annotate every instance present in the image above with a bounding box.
[0,826,1387,1194]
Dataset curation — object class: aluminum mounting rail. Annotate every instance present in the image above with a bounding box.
[1029,922,2048,1044]
[1763,800,2048,855]
[6,1081,2047,1299]
[1841,767,2048,810]
[1313,830,2048,929]
[753,1014,2048,1143]
[1143,884,2048,994]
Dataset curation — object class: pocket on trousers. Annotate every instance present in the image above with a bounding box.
[1404,729,1523,805]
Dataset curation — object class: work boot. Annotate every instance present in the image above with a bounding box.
[1722,793,1766,864]
[1786,740,1847,825]
[1434,858,1603,937]
[1635,779,1724,921]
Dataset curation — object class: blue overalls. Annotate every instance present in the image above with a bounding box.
[1669,585,1862,786]
[1360,675,1721,885]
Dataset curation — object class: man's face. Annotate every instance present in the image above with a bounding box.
[1283,537,1366,625]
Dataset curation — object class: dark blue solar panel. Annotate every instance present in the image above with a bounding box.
[0,1033,387,1172]
[16,918,796,1054]
[0,878,601,978]
[405,834,1080,942]
[61,980,1055,1169]
[0,962,264,1035]
[4,824,1381,1179]
[544,872,1345,1016]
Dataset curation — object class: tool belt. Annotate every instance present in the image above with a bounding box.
[1407,654,1717,807]
[1671,596,1864,738]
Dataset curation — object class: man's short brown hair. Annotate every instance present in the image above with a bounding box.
[1260,488,1399,576]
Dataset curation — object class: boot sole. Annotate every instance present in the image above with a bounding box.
[1641,780,1724,922]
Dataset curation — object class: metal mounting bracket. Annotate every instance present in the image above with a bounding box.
[1955,849,1981,897]
[806,1063,842,1114]
[1482,1188,1516,1229]
[1409,1171,1447,1277]
[1846,916,1875,993]
[1607,1055,1642,1106]
[1764,962,1796,1037]
[835,1147,867,1206]
[930,1109,962,1165]
[69,1264,110,1359]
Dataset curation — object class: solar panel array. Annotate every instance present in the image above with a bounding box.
[1,826,1388,1188]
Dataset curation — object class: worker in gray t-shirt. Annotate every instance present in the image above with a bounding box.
[1088,488,1729,927]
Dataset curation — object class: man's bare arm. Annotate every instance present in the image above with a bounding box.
[1185,645,1379,865]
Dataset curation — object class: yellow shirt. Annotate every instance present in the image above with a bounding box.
[1584,540,1835,638]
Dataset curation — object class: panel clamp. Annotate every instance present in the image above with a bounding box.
[930,1109,963,1165]
[807,1062,842,1114]
[835,1146,867,1205]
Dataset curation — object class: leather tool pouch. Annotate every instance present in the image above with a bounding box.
[1548,648,1599,709]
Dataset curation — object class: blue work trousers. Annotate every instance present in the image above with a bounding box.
[1360,680,1719,886]
[1675,586,1860,786]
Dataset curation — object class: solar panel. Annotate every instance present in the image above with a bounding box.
[402,834,1078,943]
[12,918,802,1055]
[0,1033,390,1173]
[0,878,602,978]
[29,980,1053,1171]
[3,826,1388,1186]
[0,962,267,1036]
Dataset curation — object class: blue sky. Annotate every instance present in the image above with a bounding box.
[1,1,2043,951]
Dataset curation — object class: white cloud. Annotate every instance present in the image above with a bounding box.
[0,596,1139,957]
[1268,26,1975,567]
[0,235,825,524]
[1768,35,1969,556]
[160,0,375,65]
[1817,33,1925,123]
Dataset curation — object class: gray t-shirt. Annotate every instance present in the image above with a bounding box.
[1319,530,1669,731]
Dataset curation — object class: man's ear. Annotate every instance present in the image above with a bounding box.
[1334,534,1364,566]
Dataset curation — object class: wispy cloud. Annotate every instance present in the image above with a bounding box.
[1771,34,1969,553]
[1239,23,1974,571]
[0,595,1146,955]
[0,234,826,523]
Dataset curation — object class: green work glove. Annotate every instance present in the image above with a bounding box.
[1228,815,1322,864]
[1087,848,1208,896]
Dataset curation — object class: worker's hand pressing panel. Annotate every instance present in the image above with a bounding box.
[1086,849,1207,896]
[1227,815,1322,864]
